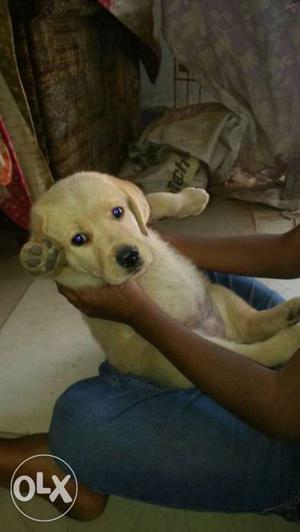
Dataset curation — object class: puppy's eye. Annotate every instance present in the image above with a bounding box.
[112,206,124,219]
[71,233,89,246]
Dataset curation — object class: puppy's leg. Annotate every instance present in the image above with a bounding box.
[20,238,66,276]
[147,188,209,221]
[208,283,300,343]
[202,325,300,367]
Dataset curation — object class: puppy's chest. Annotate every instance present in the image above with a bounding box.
[139,271,203,323]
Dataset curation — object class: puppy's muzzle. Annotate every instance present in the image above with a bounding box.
[116,245,142,272]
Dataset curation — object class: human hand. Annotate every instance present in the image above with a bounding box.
[56,279,150,325]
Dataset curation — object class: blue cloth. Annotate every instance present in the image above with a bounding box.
[49,274,300,522]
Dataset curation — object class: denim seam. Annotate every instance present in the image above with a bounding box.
[262,491,300,514]
[100,364,167,391]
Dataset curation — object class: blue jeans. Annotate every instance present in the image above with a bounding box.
[49,274,300,522]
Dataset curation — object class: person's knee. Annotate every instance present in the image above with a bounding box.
[48,379,96,465]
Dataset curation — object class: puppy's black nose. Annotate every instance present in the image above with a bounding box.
[116,246,140,269]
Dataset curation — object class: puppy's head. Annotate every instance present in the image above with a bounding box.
[22,172,153,284]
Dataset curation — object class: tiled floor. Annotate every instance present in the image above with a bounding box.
[1,198,300,531]
[0,230,32,330]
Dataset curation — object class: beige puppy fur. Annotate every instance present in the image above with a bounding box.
[20,172,300,388]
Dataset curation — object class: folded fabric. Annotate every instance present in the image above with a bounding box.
[120,103,247,195]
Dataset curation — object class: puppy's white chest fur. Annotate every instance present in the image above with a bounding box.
[139,231,206,322]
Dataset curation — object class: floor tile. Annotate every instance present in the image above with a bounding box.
[257,277,300,300]
[0,231,32,328]
[251,204,295,235]
[65,497,298,532]
[250,205,300,297]
[0,278,104,434]
[0,488,68,532]
[0,490,298,532]
[185,511,299,532]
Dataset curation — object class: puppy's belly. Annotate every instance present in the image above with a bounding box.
[193,297,226,338]
[86,317,193,387]
[85,295,226,388]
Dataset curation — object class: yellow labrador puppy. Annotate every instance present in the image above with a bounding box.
[20,171,300,388]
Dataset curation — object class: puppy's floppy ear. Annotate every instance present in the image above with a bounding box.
[113,177,150,236]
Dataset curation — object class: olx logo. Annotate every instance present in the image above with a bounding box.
[10,454,78,522]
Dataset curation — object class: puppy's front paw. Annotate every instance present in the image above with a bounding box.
[177,187,210,218]
[20,238,66,276]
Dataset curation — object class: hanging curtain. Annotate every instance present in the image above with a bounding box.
[0,0,53,229]
[162,0,300,211]
[97,0,160,81]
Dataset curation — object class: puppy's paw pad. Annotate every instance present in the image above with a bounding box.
[20,242,46,275]
[20,239,66,276]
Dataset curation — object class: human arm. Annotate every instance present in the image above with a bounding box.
[160,224,300,279]
[130,297,300,443]
[58,281,300,443]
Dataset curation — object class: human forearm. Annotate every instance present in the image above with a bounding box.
[131,300,300,442]
[161,227,300,279]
